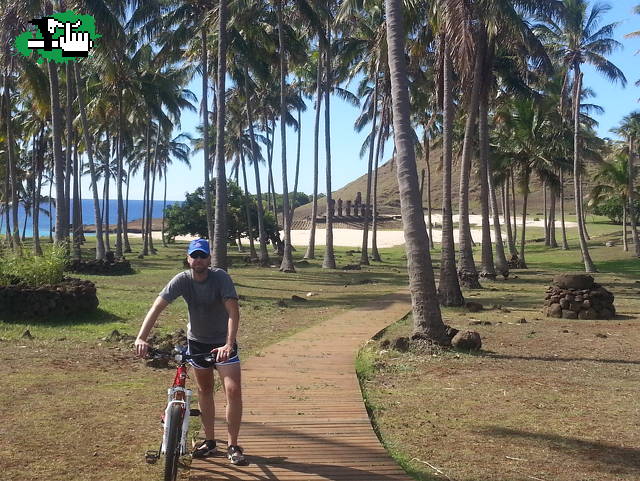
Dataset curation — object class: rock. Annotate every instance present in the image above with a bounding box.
[596,333,608,338]
[391,336,410,352]
[341,264,361,271]
[582,300,592,309]
[306,292,315,297]
[552,274,595,290]
[291,295,307,302]
[548,303,562,318]
[466,301,484,312]
[516,318,527,324]
[562,309,578,319]
[559,298,570,309]
[451,330,482,351]
[445,326,460,340]
[578,308,598,320]
[21,329,34,340]
[605,241,615,247]
[598,308,614,319]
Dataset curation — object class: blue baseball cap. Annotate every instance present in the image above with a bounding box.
[187,238,210,256]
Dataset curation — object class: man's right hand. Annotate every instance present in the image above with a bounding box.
[135,338,150,358]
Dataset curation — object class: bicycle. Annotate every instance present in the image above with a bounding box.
[144,346,215,481]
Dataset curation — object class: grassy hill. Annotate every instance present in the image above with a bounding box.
[293,148,583,221]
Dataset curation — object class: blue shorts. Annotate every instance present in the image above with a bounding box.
[187,339,240,369]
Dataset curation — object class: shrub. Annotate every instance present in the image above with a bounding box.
[0,244,68,286]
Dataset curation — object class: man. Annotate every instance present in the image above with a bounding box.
[135,238,246,465]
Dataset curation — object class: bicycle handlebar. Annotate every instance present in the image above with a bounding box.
[147,347,216,363]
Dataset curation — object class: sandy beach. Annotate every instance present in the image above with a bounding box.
[131,215,577,248]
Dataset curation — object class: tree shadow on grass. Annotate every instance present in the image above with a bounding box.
[482,426,640,473]
[481,350,640,366]
[0,308,123,327]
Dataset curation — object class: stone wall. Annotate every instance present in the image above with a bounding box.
[0,278,99,319]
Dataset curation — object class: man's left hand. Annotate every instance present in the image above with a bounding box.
[213,344,233,362]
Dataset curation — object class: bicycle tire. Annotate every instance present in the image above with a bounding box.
[164,403,184,481]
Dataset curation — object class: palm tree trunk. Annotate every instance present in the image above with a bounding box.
[201,26,215,243]
[438,37,464,306]
[243,68,270,266]
[124,164,132,252]
[240,152,258,260]
[511,169,517,242]
[72,137,82,261]
[572,68,596,272]
[360,70,379,265]
[385,0,449,343]
[543,180,549,246]
[629,138,640,256]
[265,121,275,216]
[73,63,105,259]
[48,170,53,243]
[277,0,295,273]
[623,205,628,251]
[549,182,558,248]
[212,0,229,269]
[518,170,529,269]
[148,161,157,253]
[579,172,590,240]
[478,82,495,279]
[559,169,569,249]
[322,20,336,269]
[115,92,124,258]
[47,61,67,245]
[424,133,434,249]
[502,182,516,259]
[3,74,21,251]
[65,63,75,246]
[304,49,323,260]
[371,109,384,262]
[104,160,111,252]
[457,30,485,289]
[162,166,167,247]
[289,106,302,227]
[34,130,43,256]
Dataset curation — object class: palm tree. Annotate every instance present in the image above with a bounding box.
[385,0,449,343]
[438,32,464,306]
[625,5,640,92]
[589,149,637,247]
[536,0,627,272]
[612,112,640,256]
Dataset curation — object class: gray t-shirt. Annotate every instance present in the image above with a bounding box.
[159,269,238,344]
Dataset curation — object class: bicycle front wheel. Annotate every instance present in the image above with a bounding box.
[164,403,184,481]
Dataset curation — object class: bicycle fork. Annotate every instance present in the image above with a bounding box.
[161,387,193,455]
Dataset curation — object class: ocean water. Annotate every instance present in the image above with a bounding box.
[2,199,182,239]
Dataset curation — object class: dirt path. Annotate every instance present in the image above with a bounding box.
[190,291,414,481]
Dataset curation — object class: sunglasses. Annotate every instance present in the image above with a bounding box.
[189,251,209,259]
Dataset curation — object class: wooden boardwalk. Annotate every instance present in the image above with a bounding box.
[190,291,413,481]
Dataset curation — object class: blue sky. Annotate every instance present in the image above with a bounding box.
[92,1,640,201]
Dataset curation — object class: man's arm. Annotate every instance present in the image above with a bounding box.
[135,296,169,357]
[216,298,240,362]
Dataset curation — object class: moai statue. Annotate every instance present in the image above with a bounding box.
[337,198,343,217]
[355,192,362,217]
[346,200,352,216]
[327,198,336,217]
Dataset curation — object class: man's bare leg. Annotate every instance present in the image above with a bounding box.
[193,367,216,441]
[216,363,242,446]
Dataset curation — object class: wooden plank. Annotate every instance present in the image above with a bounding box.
[190,292,413,480]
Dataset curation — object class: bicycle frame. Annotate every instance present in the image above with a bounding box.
[161,358,193,457]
